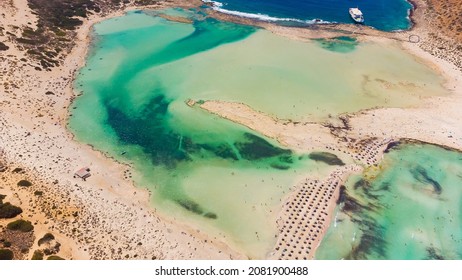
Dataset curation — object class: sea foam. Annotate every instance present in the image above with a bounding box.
[202,0,332,25]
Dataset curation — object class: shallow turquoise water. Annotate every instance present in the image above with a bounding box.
[315,144,462,260]
[71,10,345,258]
[70,9,451,258]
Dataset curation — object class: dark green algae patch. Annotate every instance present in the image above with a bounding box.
[308,152,345,166]
[105,93,298,219]
[106,94,294,170]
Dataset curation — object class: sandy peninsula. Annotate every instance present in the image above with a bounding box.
[1,0,461,260]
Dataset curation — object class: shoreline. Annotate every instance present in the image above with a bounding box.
[66,0,257,259]
[269,164,364,260]
[63,0,259,260]
[1,0,243,260]
[1,0,462,260]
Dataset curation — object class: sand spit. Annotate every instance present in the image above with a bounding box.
[269,165,363,260]
[1,0,462,260]
[196,101,341,153]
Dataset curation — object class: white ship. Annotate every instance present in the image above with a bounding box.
[349,7,364,23]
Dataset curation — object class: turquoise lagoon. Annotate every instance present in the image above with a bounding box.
[70,9,452,258]
[316,143,462,259]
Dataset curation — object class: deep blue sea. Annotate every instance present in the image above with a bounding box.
[203,0,413,31]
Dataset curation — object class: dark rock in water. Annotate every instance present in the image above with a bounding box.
[426,247,444,260]
[270,163,290,170]
[175,199,204,215]
[411,166,442,194]
[308,152,345,166]
[279,155,294,164]
[341,183,378,213]
[344,214,388,260]
[203,212,217,219]
[356,179,382,201]
[337,185,347,204]
[341,187,360,211]
[377,182,390,192]
[353,178,384,203]
[176,199,217,219]
[235,133,291,160]
[353,178,370,190]
[343,195,363,213]
[384,141,401,153]
[348,224,387,259]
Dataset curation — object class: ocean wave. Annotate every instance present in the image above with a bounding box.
[201,0,333,25]
[202,0,223,8]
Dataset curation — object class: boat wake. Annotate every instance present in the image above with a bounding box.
[202,0,333,25]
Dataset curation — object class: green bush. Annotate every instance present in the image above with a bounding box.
[17,180,32,187]
[32,250,44,260]
[12,168,23,173]
[47,255,64,260]
[0,42,9,51]
[53,29,66,37]
[7,219,34,232]
[38,233,55,246]
[0,202,23,219]
[0,249,14,260]
[34,191,43,196]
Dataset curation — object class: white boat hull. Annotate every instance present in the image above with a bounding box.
[349,8,364,23]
